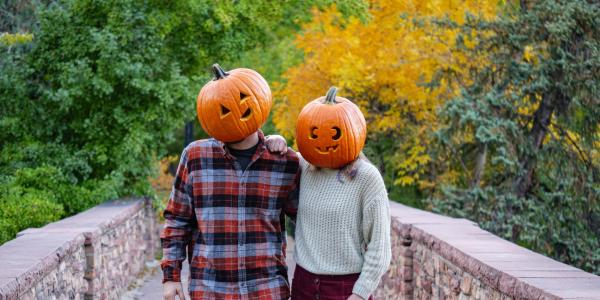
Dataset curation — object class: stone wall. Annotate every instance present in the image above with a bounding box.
[0,233,88,300]
[2,198,599,300]
[0,198,159,300]
[375,202,600,299]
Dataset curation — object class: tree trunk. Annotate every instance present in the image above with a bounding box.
[184,121,194,148]
[470,143,487,188]
[514,93,555,197]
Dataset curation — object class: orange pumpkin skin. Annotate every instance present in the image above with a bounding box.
[197,64,272,143]
[296,87,367,169]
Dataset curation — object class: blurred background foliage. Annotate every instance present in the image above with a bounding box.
[0,0,366,243]
[274,0,599,274]
[1,0,598,275]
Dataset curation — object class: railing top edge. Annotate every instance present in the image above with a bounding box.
[0,197,149,297]
[388,200,600,298]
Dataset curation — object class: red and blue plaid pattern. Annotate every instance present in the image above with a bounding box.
[161,131,300,300]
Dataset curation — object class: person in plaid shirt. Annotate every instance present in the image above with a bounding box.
[162,65,299,300]
[161,130,300,299]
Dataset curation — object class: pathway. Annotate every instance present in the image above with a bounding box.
[124,237,296,299]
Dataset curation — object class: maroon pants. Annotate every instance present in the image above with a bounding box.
[291,265,373,300]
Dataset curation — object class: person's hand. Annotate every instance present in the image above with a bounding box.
[265,135,288,155]
[163,281,185,300]
[347,294,364,300]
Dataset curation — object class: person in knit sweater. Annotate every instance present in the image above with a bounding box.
[266,88,391,300]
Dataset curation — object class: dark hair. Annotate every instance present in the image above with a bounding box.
[309,152,371,182]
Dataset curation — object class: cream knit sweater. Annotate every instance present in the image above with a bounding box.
[294,157,391,299]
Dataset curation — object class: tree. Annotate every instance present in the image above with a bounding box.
[0,0,42,33]
[274,0,599,274]
[167,0,369,151]
[0,0,367,244]
[273,0,499,204]
[429,0,600,274]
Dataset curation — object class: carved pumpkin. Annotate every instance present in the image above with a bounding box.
[296,87,367,169]
[197,64,272,143]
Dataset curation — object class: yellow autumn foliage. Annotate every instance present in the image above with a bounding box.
[274,0,499,187]
[0,33,33,46]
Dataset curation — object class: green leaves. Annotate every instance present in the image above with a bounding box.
[1,0,368,244]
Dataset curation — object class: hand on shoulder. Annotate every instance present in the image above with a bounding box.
[265,134,288,155]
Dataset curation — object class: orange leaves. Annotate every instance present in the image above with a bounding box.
[149,155,177,194]
[275,0,499,187]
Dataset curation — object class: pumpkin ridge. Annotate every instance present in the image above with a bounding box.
[238,70,271,105]
[339,108,352,163]
[238,78,261,134]
[233,77,261,125]
[227,84,251,136]
[242,74,272,121]
[357,107,367,154]
[196,89,209,134]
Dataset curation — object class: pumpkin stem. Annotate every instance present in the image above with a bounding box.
[324,86,338,104]
[212,63,229,80]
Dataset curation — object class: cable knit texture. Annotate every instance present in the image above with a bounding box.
[294,157,391,299]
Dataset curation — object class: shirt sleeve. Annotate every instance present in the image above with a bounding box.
[283,150,301,221]
[160,146,195,283]
[353,167,392,299]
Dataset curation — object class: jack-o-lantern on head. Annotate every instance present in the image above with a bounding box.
[296,87,367,169]
[197,64,272,143]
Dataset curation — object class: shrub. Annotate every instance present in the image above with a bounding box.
[0,175,64,244]
[0,0,368,245]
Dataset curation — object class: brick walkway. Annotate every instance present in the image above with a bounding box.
[124,237,296,299]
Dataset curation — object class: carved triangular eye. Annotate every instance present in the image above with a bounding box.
[241,107,252,120]
[220,104,231,119]
[240,92,249,101]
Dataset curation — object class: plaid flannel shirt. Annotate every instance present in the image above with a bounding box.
[161,131,300,300]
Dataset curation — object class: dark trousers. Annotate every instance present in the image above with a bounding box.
[291,264,373,300]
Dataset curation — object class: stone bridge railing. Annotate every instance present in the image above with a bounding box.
[0,198,158,300]
[1,198,599,300]
[375,202,600,299]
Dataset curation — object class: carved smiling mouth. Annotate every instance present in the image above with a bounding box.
[315,145,339,154]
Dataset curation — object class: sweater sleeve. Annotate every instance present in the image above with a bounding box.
[352,167,392,299]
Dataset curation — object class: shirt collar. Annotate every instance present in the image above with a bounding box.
[215,130,267,159]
